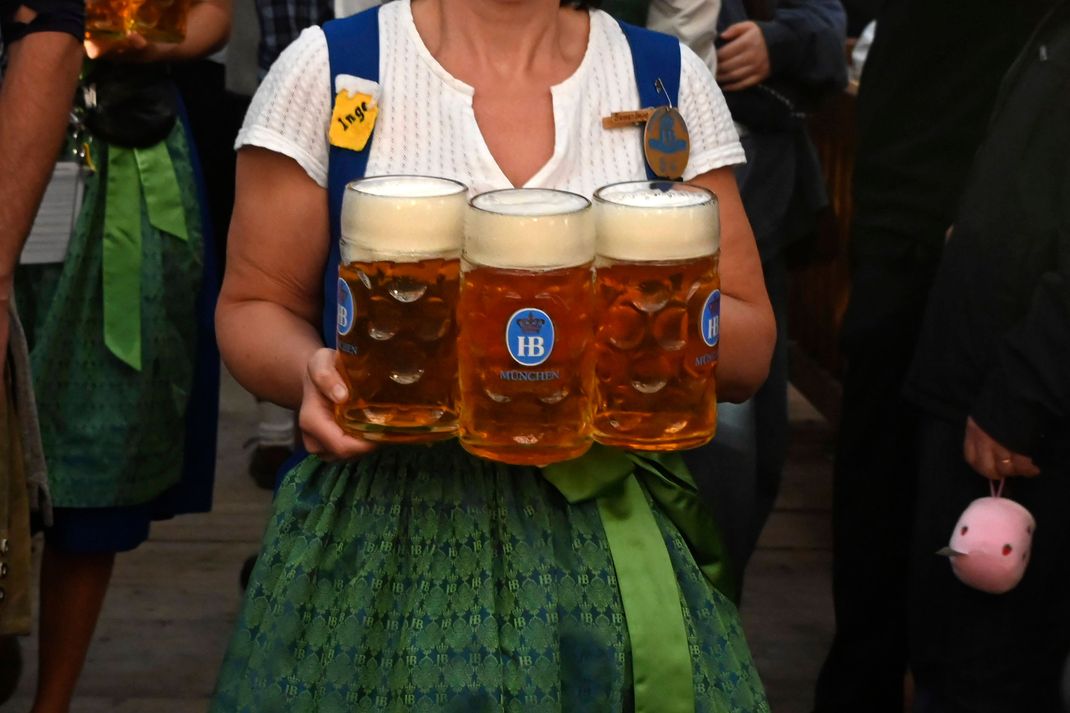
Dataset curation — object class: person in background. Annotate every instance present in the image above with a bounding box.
[0,0,84,700]
[839,0,876,36]
[646,0,846,589]
[255,0,330,76]
[645,0,720,70]
[14,2,230,709]
[172,0,270,495]
[712,0,846,581]
[812,1,1051,710]
[904,2,1070,708]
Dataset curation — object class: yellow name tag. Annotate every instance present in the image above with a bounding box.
[329,90,378,152]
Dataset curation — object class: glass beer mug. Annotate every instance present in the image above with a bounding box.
[591,181,721,450]
[334,175,467,442]
[85,0,192,42]
[133,0,194,43]
[457,189,596,465]
[85,0,134,39]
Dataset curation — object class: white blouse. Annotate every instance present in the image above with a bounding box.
[236,0,744,198]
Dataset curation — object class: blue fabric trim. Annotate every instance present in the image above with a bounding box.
[322,6,382,347]
[171,92,220,516]
[274,7,384,490]
[617,21,682,181]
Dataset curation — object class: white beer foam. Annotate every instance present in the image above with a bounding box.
[594,186,719,261]
[465,189,595,269]
[340,176,466,262]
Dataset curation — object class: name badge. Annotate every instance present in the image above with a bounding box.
[329,75,381,153]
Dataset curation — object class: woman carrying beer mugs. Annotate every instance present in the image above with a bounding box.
[13,3,229,711]
[211,0,775,709]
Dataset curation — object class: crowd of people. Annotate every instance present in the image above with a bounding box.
[0,0,1067,710]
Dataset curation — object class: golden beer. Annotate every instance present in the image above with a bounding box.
[591,181,720,450]
[133,0,194,43]
[85,0,135,38]
[85,0,191,42]
[457,189,596,465]
[334,176,467,442]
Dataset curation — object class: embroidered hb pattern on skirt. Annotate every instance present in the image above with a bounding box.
[211,441,768,712]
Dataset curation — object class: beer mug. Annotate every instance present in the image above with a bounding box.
[85,0,134,38]
[133,0,194,43]
[334,175,467,442]
[457,189,596,465]
[591,181,720,450]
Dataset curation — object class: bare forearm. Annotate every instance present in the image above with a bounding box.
[688,168,776,402]
[216,299,323,409]
[717,293,775,402]
[156,0,231,61]
[0,31,83,300]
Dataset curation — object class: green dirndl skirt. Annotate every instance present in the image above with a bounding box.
[15,123,202,509]
[210,441,769,712]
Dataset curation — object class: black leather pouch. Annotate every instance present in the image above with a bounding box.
[83,61,177,148]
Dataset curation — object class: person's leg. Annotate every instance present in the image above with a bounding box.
[686,399,757,587]
[31,507,151,713]
[30,545,115,713]
[812,233,939,713]
[749,253,789,553]
[249,401,295,490]
[0,635,21,705]
[812,343,917,712]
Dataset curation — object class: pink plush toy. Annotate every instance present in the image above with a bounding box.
[938,480,1035,594]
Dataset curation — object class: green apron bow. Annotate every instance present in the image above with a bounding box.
[542,445,736,713]
[102,141,189,371]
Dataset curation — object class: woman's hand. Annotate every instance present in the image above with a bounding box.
[716,21,772,92]
[300,348,377,461]
[963,417,1040,480]
[84,33,174,63]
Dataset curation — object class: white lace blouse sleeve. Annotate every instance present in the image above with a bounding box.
[678,43,746,181]
[235,26,332,188]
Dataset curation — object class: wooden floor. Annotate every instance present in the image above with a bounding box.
[6,374,836,713]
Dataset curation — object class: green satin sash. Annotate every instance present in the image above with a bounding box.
[102,141,189,371]
[542,445,735,713]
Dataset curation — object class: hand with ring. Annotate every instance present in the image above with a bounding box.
[963,417,1040,480]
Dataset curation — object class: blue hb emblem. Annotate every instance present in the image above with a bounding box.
[648,111,687,154]
[337,278,355,336]
[702,289,720,347]
[506,308,554,367]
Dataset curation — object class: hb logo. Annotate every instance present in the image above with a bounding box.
[702,289,720,348]
[337,278,355,336]
[506,308,555,366]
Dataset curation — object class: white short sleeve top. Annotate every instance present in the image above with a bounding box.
[236,0,744,197]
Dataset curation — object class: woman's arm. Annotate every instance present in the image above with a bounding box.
[690,166,776,402]
[157,0,232,60]
[217,147,373,458]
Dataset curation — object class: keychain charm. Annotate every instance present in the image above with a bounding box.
[643,79,690,180]
[601,78,690,179]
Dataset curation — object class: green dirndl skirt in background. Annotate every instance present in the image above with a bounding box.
[15,123,203,511]
[211,440,769,712]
